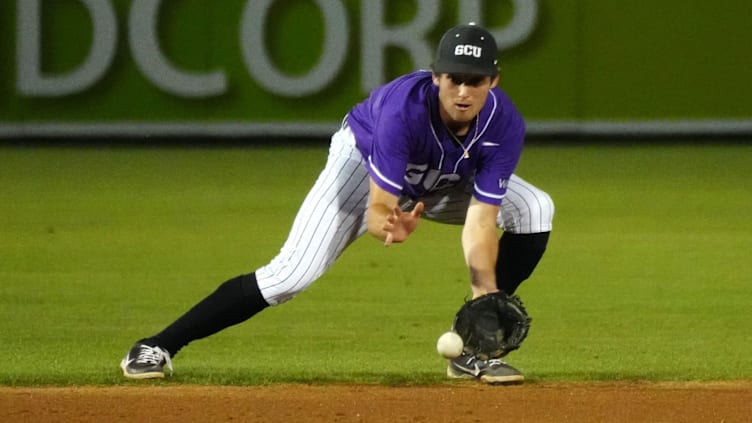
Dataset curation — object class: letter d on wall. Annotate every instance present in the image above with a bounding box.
[16,0,117,97]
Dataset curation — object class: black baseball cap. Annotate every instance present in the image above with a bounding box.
[432,23,499,76]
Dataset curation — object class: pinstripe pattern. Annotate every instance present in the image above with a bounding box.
[401,175,554,233]
[256,127,370,305]
[256,127,554,305]
[499,175,555,233]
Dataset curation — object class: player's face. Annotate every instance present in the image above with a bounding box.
[433,73,498,134]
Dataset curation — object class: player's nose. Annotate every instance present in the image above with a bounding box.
[457,83,470,97]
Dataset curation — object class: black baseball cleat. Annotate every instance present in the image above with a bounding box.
[447,354,524,385]
[120,343,173,379]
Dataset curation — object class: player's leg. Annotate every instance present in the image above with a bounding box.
[120,126,370,379]
[120,273,265,379]
[495,174,554,294]
[254,126,370,306]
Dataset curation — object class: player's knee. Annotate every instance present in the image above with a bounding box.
[516,189,554,234]
[537,190,555,228]
[255,262,324,306]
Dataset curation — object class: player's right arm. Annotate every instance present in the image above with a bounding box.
[367,178,424,246]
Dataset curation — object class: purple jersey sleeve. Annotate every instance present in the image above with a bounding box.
[347,72,431,196]
[471,97,525,205]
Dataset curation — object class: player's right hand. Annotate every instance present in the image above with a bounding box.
[383,202,424,246]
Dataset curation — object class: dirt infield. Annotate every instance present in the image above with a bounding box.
[2,382,751,422]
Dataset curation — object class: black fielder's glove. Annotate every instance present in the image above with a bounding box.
[452,292,531,360]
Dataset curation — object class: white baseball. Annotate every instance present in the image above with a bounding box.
[436,331,463,358]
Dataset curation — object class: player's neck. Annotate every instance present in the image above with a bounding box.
[445,121,471,136]
[438,106,474,136]
[443,113,477,137]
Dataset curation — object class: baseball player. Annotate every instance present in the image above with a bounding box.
[120,23,554,384]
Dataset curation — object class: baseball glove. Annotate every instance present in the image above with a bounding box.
[452,292,531,360]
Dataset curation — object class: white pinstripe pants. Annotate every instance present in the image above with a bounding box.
[256,127,554,305]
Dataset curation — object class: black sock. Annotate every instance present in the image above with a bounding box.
[496,232,550,294]
[141,273,268,356]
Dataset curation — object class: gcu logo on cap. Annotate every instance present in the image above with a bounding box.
[454,44,482,58]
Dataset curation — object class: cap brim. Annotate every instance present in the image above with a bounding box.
[432,62,498,76]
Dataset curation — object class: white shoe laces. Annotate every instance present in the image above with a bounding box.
[136,345,174,375]
[464,355,506,366]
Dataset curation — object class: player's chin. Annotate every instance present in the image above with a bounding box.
[451,107,477,121]
[451,113,476,125]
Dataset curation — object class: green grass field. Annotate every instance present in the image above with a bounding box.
[1,140,750,386]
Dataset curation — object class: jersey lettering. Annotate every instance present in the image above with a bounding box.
[430,173,462,191]
[405,163,429,185]
[405,163,461,193]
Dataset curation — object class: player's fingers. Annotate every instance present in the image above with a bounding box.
[412,202,425,217]
[385,206,401,225]
[384,232,394,246]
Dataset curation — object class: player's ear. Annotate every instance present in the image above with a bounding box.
[490,74,499,88]
[432,72,441,86]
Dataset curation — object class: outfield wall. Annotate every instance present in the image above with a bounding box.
[2,0,751,138]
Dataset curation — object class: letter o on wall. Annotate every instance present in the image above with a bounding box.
[240,0,349,97]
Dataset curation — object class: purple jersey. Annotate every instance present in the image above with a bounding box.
[347,70,525,206]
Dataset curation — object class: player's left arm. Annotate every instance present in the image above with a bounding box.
[462,196,501,298]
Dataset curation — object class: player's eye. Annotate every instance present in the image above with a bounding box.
[448,74,487,87]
